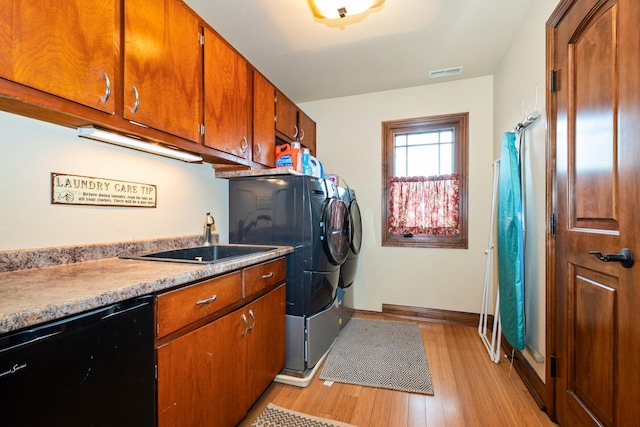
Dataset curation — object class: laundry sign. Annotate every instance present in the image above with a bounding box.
[51,173,157,208]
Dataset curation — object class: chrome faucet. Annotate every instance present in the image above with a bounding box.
[204,212,215,246]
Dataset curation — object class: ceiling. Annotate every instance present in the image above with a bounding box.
[185,0,535,103]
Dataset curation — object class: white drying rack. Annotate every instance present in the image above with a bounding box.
[478,159,502,363]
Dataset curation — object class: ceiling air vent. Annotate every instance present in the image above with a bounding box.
[429,66,463,79]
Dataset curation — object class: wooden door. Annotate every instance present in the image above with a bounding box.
[0,0,116,113]
[253,72,276,167]
[275,89,298,142]
[123,0,202,142]
[550,0,640,425]
[203,27,251,159]
[156,311,246,427]
[245,284,286,405]
[298,110,317,155]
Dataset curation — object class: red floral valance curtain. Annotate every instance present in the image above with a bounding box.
[388,173,460,235]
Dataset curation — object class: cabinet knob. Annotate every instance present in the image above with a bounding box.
[254,143,261,157]
[101,72,111,104]
[130,85,140,114]
[293,125,298,139]
[248,309,255,332]
[299,128,305,141]
[241,136,248,152]
[195,295,217,305]
[241,314,249,337]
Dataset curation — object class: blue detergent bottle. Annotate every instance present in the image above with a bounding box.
[302,147,312,175]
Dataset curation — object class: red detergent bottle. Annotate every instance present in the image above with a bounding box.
[275,142,302,172]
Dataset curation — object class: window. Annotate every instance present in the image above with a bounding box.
[382,113,468,248]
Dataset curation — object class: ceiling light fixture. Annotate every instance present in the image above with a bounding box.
[77,126,203,163]
[307,0,385,20]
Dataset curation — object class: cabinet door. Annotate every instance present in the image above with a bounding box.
[245,284,286,404]
[275,89,298,142]
[0,0,116,113]
[203,27,251,159]
[252,72,276,167]
[124,0,202,142]
[157,310,247,427]
[298,110,317,155]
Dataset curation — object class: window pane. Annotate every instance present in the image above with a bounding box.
[407,145,439,176]
[441,130,453,143]
[394,146,407,176]
[394,134,407,148]
[407,131,439,146]
[440,143,453,174]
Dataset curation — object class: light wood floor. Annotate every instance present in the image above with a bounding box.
[239,312,557,426]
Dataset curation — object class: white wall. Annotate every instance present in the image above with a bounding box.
[301,76,494,314]
[493,0,559,379]
[0,111,229,251]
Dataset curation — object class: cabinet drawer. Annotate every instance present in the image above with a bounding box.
[243,258,286,298]
[156,271,242,338]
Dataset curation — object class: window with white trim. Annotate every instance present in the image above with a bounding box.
[381,113,468,248]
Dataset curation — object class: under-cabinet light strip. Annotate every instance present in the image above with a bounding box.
[77,126,203,163]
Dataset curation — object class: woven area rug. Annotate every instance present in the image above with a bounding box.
[319,318,434,395]
[250,403,357,427]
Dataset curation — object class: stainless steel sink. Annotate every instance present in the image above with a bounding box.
[120,245,277,264]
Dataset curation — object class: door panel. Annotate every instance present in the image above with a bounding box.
[246,285,286,405]
[569,267,616,425]
[124,0,202,142]
[203,28,250,159]
[571,3,617,230]
[275,89,298,141]
[551,0,640,425]
[253,72,276,167]
[0,0,116,113]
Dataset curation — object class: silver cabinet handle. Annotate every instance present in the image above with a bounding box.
[248,309,255,332]
[195,295,217,305]
[130,85,140,114]
[241,314,249,337]
[299,128,305,141]
[293,125,298,139]
[241,136,248,152]
[261,272,274,279]
[101,72,111,103]
[254,142,261,156]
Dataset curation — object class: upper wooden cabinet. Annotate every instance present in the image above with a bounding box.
[0,0,117,113]
[253,72,276,167]
[124,0,202,142]
[203,27,251,160]
[298,110,317,155]
[0,0,315,166]
[275,89,316,155]
[275,89,298,142]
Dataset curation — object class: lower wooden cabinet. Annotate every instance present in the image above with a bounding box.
[156,283,285,427]
[245,284,286,405]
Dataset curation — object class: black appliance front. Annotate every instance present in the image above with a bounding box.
[0,295,155,427]
[338,188,362,289]
[229,174,350,317]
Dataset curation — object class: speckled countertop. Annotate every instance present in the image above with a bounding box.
[0,236,292,335]
[214,167,302,179]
